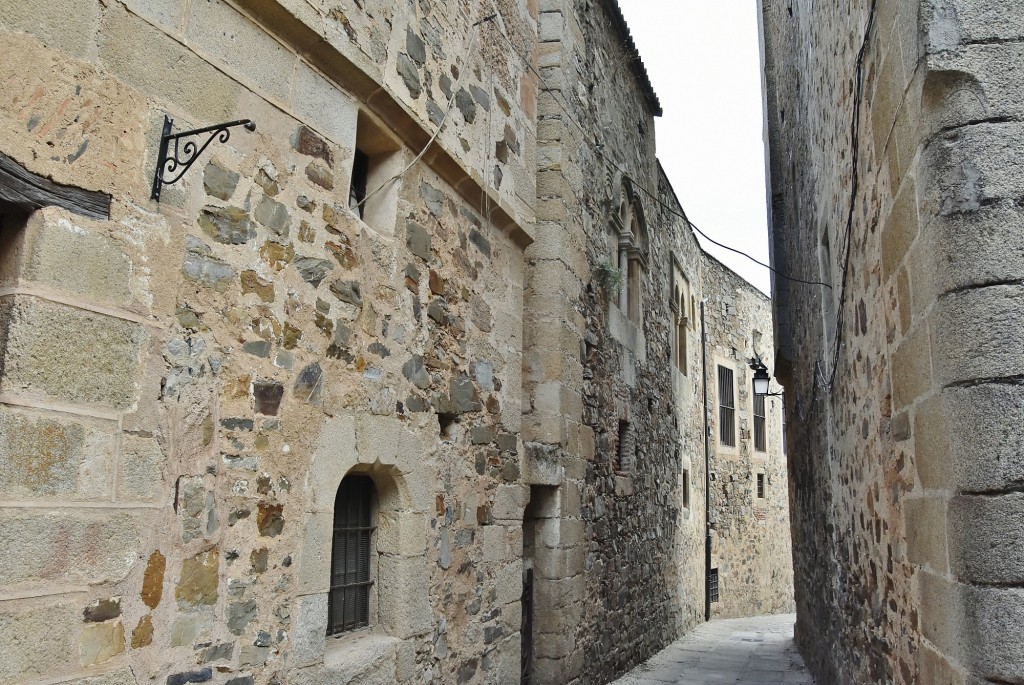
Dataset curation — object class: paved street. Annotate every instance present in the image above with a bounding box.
[610,614,814,685]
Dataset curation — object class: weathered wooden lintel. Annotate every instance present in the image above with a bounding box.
[0,152,112,221]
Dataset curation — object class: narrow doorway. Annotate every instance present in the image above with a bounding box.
[522,485,559,685]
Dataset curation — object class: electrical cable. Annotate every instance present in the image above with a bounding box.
[825,0,878,390]
[483,22,831,291]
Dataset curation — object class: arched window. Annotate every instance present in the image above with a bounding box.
[612,189,648,326]
[329,474,377,635]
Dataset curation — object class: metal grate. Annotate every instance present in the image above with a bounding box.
[328,474,375,635]
[708,567,720,603]
[753,394,766,452]
[717,366,735,447]
[616,420,634,474]
[757,473,766,499]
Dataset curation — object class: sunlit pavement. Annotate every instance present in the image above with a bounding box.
[610,613,814,685]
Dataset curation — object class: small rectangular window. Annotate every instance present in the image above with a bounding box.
[616,420,633,474]
[781,393,788,454]
[348,111,402,234]
[757,473,766,499]
[348,149,369,219]
[753,394,766,452]
[717,365,735,447]
[708,568,720,603]
[682,468,690,509]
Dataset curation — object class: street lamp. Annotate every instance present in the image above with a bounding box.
[748,357,784,397]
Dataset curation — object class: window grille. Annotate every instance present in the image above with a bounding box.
[753,393,766,452]
[708,568,720,603]
[329,474,375,635]
[682,468,690,508]
[616,420,634,474]
[757,473,766,499]
[781,393,788,454]
[717,366,735,447]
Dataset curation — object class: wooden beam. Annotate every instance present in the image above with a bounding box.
[0,152,111,220]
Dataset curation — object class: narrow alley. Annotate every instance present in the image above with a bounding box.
[611,615,814,685]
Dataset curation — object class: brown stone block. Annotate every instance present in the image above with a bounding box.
[914,569,963,662]
[0,405,115,501]
[918,642,967,685]
[870,48,901,158]
[962,584,1024,682]
[913,393,955,490]
[14,210,134,308]
[141,550,166,609]
[98,4,240,123]
[0,509,144,591]
[0,295,146,410]
[905,495,949,573]
[186,0,295,102]
[0,598,81,682]
[881,176,919,280]
[0,0,100,59]
[891,318,932,410]
[932,284,1024,386]
[949,492,1024,585]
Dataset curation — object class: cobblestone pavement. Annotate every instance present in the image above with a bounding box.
[610,614,814,685]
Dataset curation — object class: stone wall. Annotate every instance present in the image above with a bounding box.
[762,0,1024,683]
[0,1,794,684]
[701,256,794,621]
[0,1,535,684]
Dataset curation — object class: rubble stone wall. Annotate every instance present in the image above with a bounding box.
[763,0,1024,683]
[0,1,794,684]
[0,1,535,684]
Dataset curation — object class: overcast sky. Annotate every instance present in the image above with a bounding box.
[617,0,771,295]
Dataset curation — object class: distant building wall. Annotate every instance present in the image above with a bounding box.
[763,0,1024,683]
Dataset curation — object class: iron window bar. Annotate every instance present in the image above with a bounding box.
[328,475,376,635]
[718,366,736,447]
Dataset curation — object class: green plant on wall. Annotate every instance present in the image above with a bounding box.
[596,259,625,295]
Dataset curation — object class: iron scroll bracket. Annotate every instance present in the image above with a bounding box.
[151,116,256,202]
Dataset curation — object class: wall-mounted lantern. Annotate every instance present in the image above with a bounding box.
[151,116,256,202]
[748,357,784,397]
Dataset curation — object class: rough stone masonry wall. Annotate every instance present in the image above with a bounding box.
[525,1,686,682]
[763,0,1024,683]
[0,2,538,685]
[525,1,795,681]
[701,256,793,622]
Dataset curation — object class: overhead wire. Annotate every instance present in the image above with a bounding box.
[825,0,878,391]
[482,20,832,291]
[353,13,498,212]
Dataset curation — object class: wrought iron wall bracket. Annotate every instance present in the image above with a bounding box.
[151,116,256,201]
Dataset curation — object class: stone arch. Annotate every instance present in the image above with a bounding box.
[291,413,431,678]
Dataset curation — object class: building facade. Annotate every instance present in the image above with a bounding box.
[762,0,1024,683]
[0,1,791,684]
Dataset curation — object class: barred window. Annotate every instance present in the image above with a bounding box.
[682,468,690,509]
[757,473,766,499]
[329,474,376,635]
[753,394,766,452]
[616,420,634,474]
[717,365,736,447]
